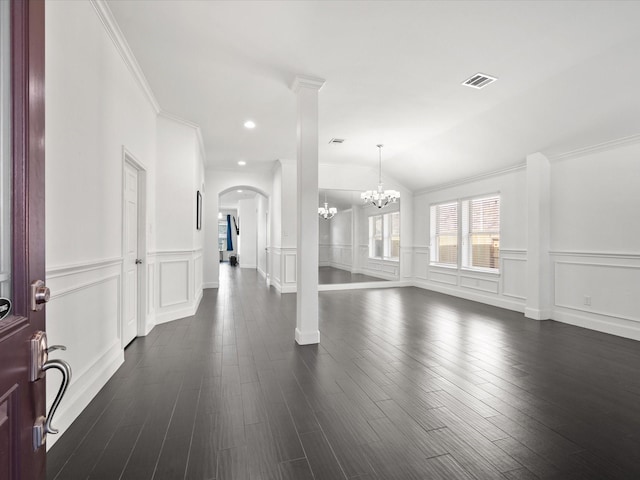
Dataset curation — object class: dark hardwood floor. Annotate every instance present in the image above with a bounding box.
[48,264,640,479]
[318,266,387,285]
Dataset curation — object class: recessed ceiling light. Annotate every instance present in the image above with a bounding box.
[237,190,243,193]
[244,120,256,129]
[237,160,246,166]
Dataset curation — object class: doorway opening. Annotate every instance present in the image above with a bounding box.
[217,187,269,287]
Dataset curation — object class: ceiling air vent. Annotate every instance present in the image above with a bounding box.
[329,138,345,144]
[462,73,497,89]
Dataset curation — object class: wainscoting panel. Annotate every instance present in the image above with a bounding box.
[283,249,297,292]
[460,275,499,294]
[428,268,458,286]
[159,260,189,308]
[153,249,204,325]
[45,259,125,449]
[401,247,413,279]
[501,256,527,300]
[414,248,429,280]
[555,260,640,322]
[550,251,640,340]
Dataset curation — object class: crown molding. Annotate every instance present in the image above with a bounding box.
[158,111,207,165]
[290,74,326,93]
[414,163,526,196]
[548,133,640,162]
[90,0,160,114]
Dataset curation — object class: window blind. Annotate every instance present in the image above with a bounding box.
[469,196,500,269]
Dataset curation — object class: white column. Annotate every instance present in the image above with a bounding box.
[525,152,552,320]
[292,75,325,345]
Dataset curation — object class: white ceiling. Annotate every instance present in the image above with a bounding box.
[107,0,640,191]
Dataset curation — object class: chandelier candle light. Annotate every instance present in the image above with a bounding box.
[318,191,337,220]
[361,144,400,209]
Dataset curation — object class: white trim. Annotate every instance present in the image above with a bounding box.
[295,328,320,345]
[89,0,160,113]
[413,278,525,313]
[548,133,640,162]
[151,248,203,256]
[203,282,219,289]
[500,249,527,255]
[158,111,207,165]
[46,257,123,279]
[552,309,640,342]
[49,273,120,301]
[46,342,124,450]
[290,75,326,92]
[414,164,525,196]
[524,307,552,320]
[319,280,411,292]
[550,250,640,260]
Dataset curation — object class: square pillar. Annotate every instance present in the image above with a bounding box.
[525,152,552,320]
[291,75,325,344]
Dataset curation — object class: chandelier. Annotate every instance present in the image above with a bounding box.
[318,191,337,220]
[361,144,400,209]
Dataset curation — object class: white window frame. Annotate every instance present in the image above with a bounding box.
[429,201,459,268]
[430,194,500,273]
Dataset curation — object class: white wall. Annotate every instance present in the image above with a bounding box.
[257,195,268,278]
[549,140,640,340]
[238,198,258,268]
[411,137,640,342]
[45,0,206,448]
[154,115,205,325]
[413,167,528,311]
[45,0,158,449]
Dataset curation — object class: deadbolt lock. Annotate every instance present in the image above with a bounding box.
[31,280,50,311]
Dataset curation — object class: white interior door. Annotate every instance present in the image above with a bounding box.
[123,162,139,346]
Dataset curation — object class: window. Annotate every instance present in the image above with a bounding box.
[430,202,458,265]
[218,221,227,251]
[465,195,500,270]
[369,211,400,260]
[430,195,500,271]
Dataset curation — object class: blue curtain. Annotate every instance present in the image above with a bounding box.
[226,215,233,251]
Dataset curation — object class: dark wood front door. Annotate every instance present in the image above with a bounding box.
[0,1,47,478]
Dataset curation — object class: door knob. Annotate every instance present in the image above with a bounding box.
[31,280,50,311]
[135,259,143,265]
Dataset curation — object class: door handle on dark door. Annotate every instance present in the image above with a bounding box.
[33,357,72,449]
[29,331,73,449]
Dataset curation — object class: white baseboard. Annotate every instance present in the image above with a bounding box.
[552,309,640,342]
[203,282,219,289]
[47,343,124,450]
[524,307,552,320]
[155,289,203,325]
[412,278,525,313]
[295,328,320,345]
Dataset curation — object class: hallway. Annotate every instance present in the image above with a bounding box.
[48,265,640,479]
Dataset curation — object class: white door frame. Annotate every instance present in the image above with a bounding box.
[121,147,147,346]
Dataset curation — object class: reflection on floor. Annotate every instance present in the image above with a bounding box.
[319,266,387,284]
[47,264,640,479]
